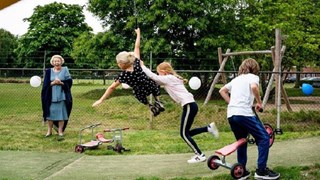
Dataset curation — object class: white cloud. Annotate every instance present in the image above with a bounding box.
[0,0,104,36]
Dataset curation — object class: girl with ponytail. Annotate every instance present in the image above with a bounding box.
[140,61,219,163]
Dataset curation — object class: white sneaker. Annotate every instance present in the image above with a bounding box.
[208,122,219,138]
[187,153,206,163]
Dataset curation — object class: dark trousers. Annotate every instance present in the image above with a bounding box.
[180,102,208,155]
[228,115,270,170]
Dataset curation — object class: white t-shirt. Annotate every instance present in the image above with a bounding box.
[224,73,259,118]
[142,66,194,106]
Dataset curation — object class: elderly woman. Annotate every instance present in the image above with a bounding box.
[41,55,73,140]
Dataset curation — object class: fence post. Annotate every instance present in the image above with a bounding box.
[148,51,154,130]
[43,50,46,78]
[275,28,283,134]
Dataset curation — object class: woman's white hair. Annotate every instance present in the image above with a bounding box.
[50,55,65,66]
[116,51,135,64]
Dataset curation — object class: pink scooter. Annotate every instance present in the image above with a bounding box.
[207,108,275,179]
[74,123,105,153]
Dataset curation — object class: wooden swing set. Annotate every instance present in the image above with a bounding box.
[204,29,290,132]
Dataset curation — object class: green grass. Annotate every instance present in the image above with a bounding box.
[0,82,319,153]
[0,82,319,179]
[138,163,320,180]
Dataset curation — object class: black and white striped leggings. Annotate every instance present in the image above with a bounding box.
[180,102,208,155]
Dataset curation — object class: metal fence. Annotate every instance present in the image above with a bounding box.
[0,68,319,133]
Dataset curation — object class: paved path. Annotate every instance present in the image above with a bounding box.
[44,136,320,180]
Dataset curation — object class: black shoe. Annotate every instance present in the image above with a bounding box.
[45,133,52,138]
[154,101,165,112]
[149,105,160,116]
[254,167,280,180]
[239,170,251,180]
[58,134,65,141]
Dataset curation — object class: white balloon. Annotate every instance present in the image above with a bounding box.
[30,75,41,87]
[121,83,130,89]
[189,76,201,90]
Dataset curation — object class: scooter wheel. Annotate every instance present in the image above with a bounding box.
[248,138,255,144]
[231,163,244,179]
[75,145,84,153]
[115,144,123,153]
[264,123,275,147]
[207,155,220,170]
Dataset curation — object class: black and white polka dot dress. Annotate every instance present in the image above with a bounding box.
[116,58,160,105]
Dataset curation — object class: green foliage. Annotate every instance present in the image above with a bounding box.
[82,0,320,74]
[14,2,92,68]
[86,0,247,70]
[71,31,123,68]
[0,29,18,67]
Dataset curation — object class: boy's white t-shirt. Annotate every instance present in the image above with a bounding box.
[224,73,259,118]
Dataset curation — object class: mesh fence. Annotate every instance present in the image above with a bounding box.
[0,67,319,133]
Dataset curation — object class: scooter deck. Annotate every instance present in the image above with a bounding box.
[81,140,101,147]
[215,138,247,156]
[96,133,113,143]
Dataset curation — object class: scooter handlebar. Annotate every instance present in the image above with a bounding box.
[104,127,130,132]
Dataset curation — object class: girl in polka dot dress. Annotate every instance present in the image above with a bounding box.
[92,28,164,116]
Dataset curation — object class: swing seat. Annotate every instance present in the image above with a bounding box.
[215,138,247,156]
[96,133,113,143]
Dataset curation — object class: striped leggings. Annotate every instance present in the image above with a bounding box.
[180,102,208,155]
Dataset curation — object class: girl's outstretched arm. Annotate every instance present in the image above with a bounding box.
[134,28,140,59]
[92,80,121,107]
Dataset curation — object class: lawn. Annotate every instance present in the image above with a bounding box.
[0,81,319,179]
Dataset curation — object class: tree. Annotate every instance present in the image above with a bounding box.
[15,2,92,68]
[86,0,250,71]
[242,0,320,87]
[0,29,18,67]
[84,0,319,77]
[71,31,123,69]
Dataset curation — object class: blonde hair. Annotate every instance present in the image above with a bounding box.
[50,55,64,66]
[116,51,136,65]
[238,58,260,75]
[157,62,188,83]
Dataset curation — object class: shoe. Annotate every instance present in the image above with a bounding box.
[187,153,206,163]
[45,133,52,138]
[254,167,280,180]
[149,105,160,116]
[208,122,219,138]
[58,134,65,141]
[239,170,251,180]
[154,101,165,112]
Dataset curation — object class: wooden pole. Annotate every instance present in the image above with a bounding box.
[275,29,282,130]
[223,50,271,56]
[262,47,275,108]
[279,46,292,111]
[218,48,227,84]
[204,49,230,105]
[262,46,292,111]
